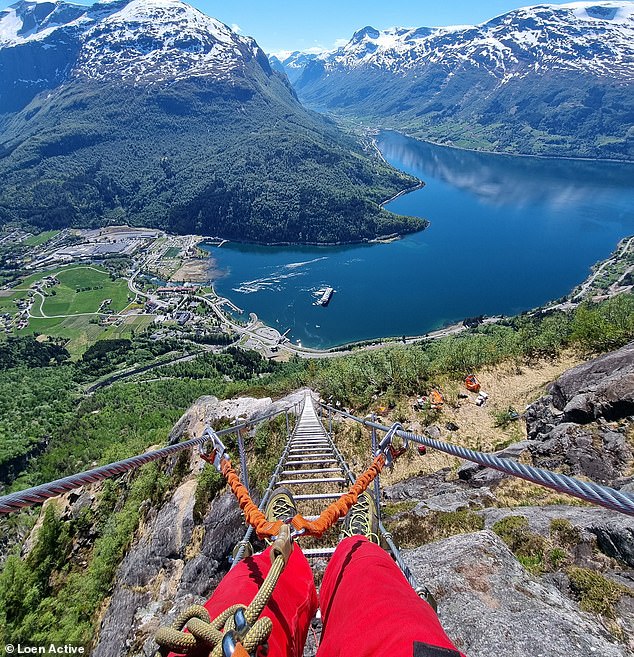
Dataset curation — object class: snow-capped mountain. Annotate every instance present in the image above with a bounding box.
[308,2,634,81]
[293,2,634,159]
[269,50,320,83]
[0,0,268,96]
[0,0,420,244]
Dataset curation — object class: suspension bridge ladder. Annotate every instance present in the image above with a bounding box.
[2,391,634,656]
[228,394,398,567]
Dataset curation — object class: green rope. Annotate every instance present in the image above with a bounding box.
[155,530,290,657]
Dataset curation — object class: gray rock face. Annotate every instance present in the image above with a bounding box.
[383,469,495,513]
[549,342,634,422]
[93,390,309,656]
[589,517,634,568]
[404,531,628,657]
[94,487,243,657]
[525,342,634,483]
[480,504,634,567]
[529,422,631,483]
[169,390,308,444]
[457,440,531,487]
[383,470,497,523]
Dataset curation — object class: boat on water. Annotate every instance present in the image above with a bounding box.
[314,286,334,307]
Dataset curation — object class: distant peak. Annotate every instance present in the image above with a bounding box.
[351,26,379,42]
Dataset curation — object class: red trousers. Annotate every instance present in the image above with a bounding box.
[195,536,465,657]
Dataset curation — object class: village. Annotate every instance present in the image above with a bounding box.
[0,226,233,352]
[0,225,298,358]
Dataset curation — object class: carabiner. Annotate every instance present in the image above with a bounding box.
[199,427,228,471]
[377,422,408,466]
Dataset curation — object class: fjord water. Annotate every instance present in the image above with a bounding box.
[209,132,634,348]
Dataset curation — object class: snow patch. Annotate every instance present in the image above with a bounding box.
[314,0,634,80]
[0,8,24,45]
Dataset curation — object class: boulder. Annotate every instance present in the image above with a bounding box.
[525,343,634,484]
[548,342,634,422]
[589,518,634,568]
[404,530,628,656]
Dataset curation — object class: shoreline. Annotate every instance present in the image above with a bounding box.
[371,126,634,166]
[199,224,427,250]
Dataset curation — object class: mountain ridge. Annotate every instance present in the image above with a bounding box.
[0,0,424,243]
[283,1,634,160]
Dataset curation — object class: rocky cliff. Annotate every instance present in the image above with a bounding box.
[525,341,634,485]
[405,530,629,656]
[383,343,634,652]
[17,347,633,656]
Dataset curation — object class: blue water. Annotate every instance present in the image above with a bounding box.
[206,132,634,348]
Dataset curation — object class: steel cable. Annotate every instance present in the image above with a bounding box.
[319,403,634,517]
[0,404,298,515]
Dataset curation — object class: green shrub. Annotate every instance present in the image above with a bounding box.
[492,515,547,573]
[389,509,484,548]
[550,518,582,547]
[194,465,224,521]
[567,567,630,618]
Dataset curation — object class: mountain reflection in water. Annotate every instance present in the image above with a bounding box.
[209,133,634,348]
[378,131,633,211]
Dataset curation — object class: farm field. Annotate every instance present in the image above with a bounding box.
[2,265,155,356]
[22,315,105,356]
[20,310,156,357]
[163,246,181,258]
[21,230,60,247]
[29,266,130,317]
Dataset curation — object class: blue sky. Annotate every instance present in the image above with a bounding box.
[2,0,582,53]
[203,1,577,54]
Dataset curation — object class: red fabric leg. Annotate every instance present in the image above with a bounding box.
[169,544,318,657]
[316,537,465,657]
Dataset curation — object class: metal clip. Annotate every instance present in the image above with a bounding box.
[199,428,228,471]
[376,422,408,467]
[221,607,250,657]
[222,629,239,657]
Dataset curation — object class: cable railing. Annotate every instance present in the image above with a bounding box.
[0,401,303,515]
[317,402,634,517]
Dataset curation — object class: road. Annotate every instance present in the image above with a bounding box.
[537,235,634,315]
[85,351,204,393]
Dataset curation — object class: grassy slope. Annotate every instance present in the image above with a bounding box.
[296,66,634,160]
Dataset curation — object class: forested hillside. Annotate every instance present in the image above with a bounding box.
[0,0,423,244]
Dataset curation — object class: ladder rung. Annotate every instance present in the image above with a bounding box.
[294,493,342,500]
[303,515,343,522]
[291,439,329,444]
[277,477,346,486]
[281,468,341,475]
[285,460,338,466]
[290,447,331,452]
[302,547,337,557]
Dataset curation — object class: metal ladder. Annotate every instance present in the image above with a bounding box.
[277,396,348,560]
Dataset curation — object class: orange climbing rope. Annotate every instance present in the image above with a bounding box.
[217,454,387,539]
